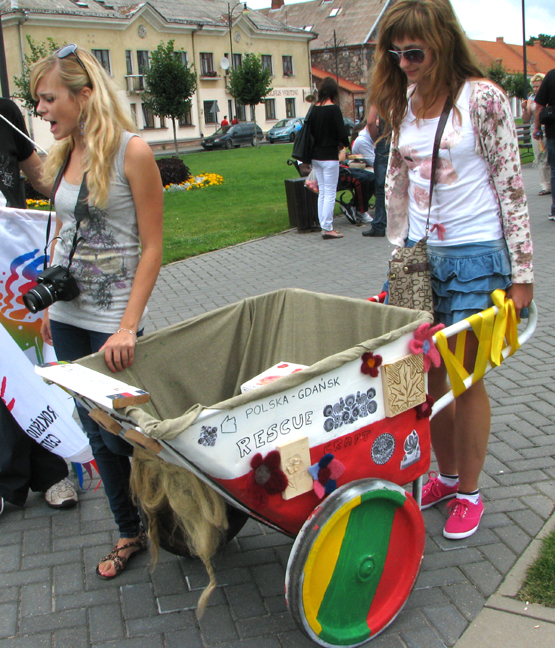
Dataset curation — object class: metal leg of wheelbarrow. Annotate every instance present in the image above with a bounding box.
[285,479,426,647]
[412,474,423,509]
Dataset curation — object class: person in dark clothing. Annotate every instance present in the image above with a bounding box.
[310,77,350,239]
[533,69,555,220]
[362,105,389,237]
[0,98,78,513]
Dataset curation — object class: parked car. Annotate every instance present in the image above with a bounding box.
[201,122,264,150]
[266,117,305,143]
[343,117,355,137]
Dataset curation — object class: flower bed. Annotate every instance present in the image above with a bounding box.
[164,173,224,192]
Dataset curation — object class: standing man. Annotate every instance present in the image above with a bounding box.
[0,97,78,513]
[221,115,229,127]
[533,68,555,221]
[362,105,389,237]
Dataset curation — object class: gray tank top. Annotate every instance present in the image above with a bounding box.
[49,131,146,333]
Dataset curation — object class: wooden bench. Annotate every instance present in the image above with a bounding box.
[516,122,533,154]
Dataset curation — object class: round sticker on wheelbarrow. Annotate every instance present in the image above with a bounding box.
[371,433,395,465]
[285,479,425,647]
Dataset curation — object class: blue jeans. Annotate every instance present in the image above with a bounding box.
[546,137,555,216]
[371,137,390,233]
[50,320,142,538]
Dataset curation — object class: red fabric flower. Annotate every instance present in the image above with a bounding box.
[409,323,444,372]
[415,394,435,419]
[246,451,288,508]
[361,352,383,377]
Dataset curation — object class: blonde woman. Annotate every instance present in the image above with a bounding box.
[30,45,163,578]
[371,0,533,539]
[522,73,550,195]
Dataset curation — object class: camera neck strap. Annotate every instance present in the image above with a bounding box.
[43,154,89,271]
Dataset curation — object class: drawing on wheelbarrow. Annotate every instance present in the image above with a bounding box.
[36,288,536,647]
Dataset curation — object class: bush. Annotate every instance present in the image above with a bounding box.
[24,178,48,201]
[156,157,191,187]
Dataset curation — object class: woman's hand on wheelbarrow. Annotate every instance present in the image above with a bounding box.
[506,282,534,318]
[100,328,136,373]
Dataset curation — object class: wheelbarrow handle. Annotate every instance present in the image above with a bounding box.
[429,299,537,418]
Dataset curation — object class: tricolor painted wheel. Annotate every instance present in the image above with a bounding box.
[285,479,425,647]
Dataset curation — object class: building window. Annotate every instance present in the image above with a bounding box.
[232,53,242,69]
[130,103,137,126]
[285,98,296,118]
[125,50,133,74]
[329,7,340,17]
[173,51,188,67]
[236,102,246,121]
[200,53,216,76]
[265,98,276,121]
[303,25,313,31]
[204,100,218,124]
[282,55,293,76]
[355,98,365,122]
[141,103,155,129]
[92,49,111,74]
[261,55,273,75]
[137,50,149,74]
[179,106,193,127]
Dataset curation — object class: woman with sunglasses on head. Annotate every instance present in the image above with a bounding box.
[30,45,163,577]
[370,0,533,539]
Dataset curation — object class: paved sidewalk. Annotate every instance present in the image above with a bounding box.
[1,165,555,648]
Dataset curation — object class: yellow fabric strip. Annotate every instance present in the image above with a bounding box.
[434,290,521,398]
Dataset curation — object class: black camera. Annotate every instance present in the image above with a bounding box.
[23,265,80,314]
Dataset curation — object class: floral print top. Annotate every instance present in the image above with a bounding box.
[386,80,533,283]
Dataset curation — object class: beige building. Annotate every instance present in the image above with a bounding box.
[0,0,314,150]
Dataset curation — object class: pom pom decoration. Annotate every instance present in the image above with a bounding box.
[361,352,383,377]
[308,454,345,499]
[246,451,288,508]
[415,394,435,419]
[409,323,445,372]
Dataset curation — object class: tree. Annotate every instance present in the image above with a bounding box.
[12,36,61,113]
[142,40,197,156]
[226,53,272,146]
[484,61,531,100]
[526,34,555,48]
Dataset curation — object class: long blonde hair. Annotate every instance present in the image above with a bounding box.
[30,47,137,208]
[369,0,482,140]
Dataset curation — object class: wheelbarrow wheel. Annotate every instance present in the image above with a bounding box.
[285,479,425,647]
[139,502,249,558]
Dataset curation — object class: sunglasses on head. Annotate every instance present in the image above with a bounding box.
[388,48,429,65]
[57,44,88,73]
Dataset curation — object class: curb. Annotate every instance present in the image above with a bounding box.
[455,509,555,647]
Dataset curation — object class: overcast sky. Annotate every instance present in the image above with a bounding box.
[247,0,554,44]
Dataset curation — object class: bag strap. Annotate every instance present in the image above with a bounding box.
[426,94,454,235]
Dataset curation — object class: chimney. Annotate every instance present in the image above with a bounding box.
[271,0,285,9]
[496,37,504,43]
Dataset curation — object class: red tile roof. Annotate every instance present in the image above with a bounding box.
[311,65,366,93]
[469,37,555,75]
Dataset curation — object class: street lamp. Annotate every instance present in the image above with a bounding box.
[522,0,528,101]
[322,30,348,83]
[0,0,11,97]
[227,2,247,69]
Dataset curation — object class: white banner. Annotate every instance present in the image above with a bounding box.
[0,206,92,463]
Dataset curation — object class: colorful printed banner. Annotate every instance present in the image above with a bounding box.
[0,206,92,463]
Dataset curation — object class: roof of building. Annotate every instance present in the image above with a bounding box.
[0,0,311,36]
[469,37,555,76]
[261,0,392,49]
[311,65,366,93]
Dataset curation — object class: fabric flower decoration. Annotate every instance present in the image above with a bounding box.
[361,352,383,377]
[415,394,434,419]
[409,323,445,372]
[430,223,446,241]
[308,453,345,499]
[246,451,288,508]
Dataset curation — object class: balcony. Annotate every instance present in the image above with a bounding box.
[125,75,146,93]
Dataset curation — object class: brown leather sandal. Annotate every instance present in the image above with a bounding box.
[95,529,148,580]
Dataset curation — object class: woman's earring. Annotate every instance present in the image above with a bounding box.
[80,121,85,136]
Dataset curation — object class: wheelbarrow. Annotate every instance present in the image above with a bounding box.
[36,288,537,647]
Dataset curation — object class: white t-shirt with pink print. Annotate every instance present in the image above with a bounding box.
[398,80,502,246]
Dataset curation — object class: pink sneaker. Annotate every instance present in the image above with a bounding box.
[443,497,484,539]
[420,472,458,510]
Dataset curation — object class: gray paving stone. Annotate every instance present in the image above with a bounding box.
[164,627,204,648]
[89,604,126,643]
[19,608,86,635]
[235,611,297,638]
[0,544,21,573]
[53,626,89,648]
[478,542,517,574]
[402,625,447,648]
[224,582,267,619]
[120,583,158,620]
[441,582,486,621]
[493,524,532,554]
[459,561,502,597]
[197,605,239,644]
[0,636,52,648]
[55,588,119,612]
[20,582,52,618]
[0,602,18,639]
[422,604,468,646]
[126,610,196,638]
[250,562,286,598]
[91,638,164,648]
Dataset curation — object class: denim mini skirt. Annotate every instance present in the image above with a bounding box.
[425,238,512,326]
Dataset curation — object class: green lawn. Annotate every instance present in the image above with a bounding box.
[162,143,297,265]
[519,527,555,607]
